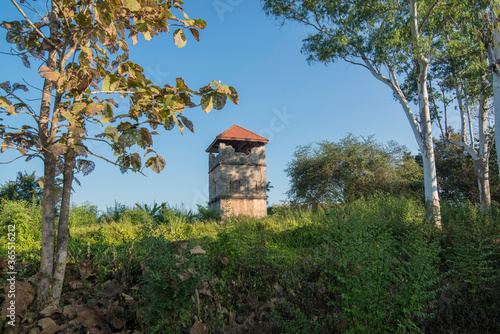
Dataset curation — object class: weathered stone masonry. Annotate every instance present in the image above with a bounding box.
[206,125,269,218]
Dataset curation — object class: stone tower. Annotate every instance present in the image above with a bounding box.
[206,125,269,218]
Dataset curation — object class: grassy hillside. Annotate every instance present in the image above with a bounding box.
[1,194,499,333]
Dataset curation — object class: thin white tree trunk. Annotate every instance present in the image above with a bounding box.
[487,9,500,181]
[477,88,491,209]
[453,75,467,142]
[418,59,441,227]
[410,0,441,227]
[494,72,500,180]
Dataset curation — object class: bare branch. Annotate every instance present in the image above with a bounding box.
[0,155,25,164]
[23,78,45,93]
[89,90,136,95]
[448,138,479,160]
[81,136,114,149]
[23,0,45,19]
[86,150,146,176]
[10,0,61,55]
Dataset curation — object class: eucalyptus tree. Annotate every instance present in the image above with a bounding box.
[459,0,500,180]
[262,0,460,227]
[482,1,500,180]
[421,19,494,210]
[0,0,238,305]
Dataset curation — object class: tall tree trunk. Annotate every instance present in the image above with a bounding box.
[52,151,75,300]
[418,61,441,227]
[477,85,492,210]
[475,158,491,209]
[486,9,500,181]
[37,4,59,306]
[494,71,500,181]
[410,0,441,227]
[38,153,57,305]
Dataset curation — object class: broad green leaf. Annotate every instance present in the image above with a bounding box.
[101,116,112,124]
[72,102,86,113]
[212,93,227,110]
[75,13,91,26]
[176,77,187,89]
[192,19,207,29]
[174,29,187,48]
[201,95,213,113]
[102,75,111,91]
[123,0,141,11]
[110,80,120,92]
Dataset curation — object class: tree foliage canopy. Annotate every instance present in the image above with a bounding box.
[0,170,43,203]
[0,0,239,174]
[285,134,423,205]
[0,0,239,305]
[434,132,500,205]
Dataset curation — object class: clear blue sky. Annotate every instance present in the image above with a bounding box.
[1,0,433,212]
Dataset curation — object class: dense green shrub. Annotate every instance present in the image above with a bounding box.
[0,199,42,257]
[195,204,221,221]
[68,202,99,227]
[136,225,212,332]
[317,195,441,333]
[3,195,500,333]
[432,202,500,333]
[0,171,43,204]
[100,200,129,223]
[120,208,155,225]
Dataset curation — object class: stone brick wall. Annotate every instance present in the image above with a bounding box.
[208,142,267,218]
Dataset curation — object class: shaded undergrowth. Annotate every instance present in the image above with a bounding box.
[1,195,499,333]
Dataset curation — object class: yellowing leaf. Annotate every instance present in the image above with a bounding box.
[38,66,60,82]
[110,80,120,92]
[0,96,11,107]
[123,0,141,11]
[6,105,16,116]
[101,116,111,124]
[102,75,111,91]
[173,29,187,48]
[200,95,213,113]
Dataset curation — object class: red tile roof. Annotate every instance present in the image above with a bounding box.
[206,125,269,152]
[216,125,269,143]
